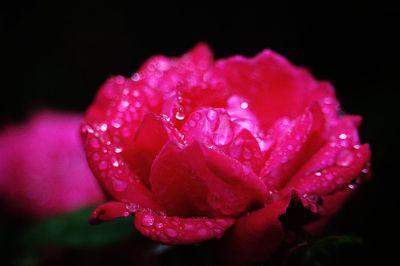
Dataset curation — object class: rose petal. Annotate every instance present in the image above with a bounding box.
[124,113,183,187]
[182,107,264,174]
[291,144,370,196]
[134,209,235,245]
[89,201,130,224]
[214,49,337,131]
[261,103,326,189]
[149,141,266,217]
[81,125,161,210]
[85,76,152,143]
[289,116,362,178]
[219,196,291,265]
[284,116,371,198]
[138,43,227,124]
[181,107,236,147]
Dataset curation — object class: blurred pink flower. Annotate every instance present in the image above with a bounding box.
[0,111,105,219]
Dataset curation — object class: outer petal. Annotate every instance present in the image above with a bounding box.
[261,103,326,189]
[286,116,371,197]
[292,144,370,196]
[219,197,291,265]
[138,43,227,123]
[81,125,161,210]
[149,141,266,218]
[134,209,235,245]
[213,50,339,131]
[89,201,130,224]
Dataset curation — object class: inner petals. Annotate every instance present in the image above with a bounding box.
[261,103,326,190]
[124,113,183,187]
[149,141,266,218]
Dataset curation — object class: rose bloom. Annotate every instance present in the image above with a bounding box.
[0,111,105,219]
[82,44,371,265]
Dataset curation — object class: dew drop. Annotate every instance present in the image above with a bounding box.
[240,102,249,109]
[184,223,195,231]
[132,90,140,97]
[193,112,201,121]
[98,160,108,170]
[141,214,155,227]
[111,119,122,129]
[198,228,211,237]
[99,123,108,132]
[82,125,94,134]
[112,178,128,192]
[114,147,123,153]
[335,149,354,167]
[115,75,125,84]
[126,203,139,213]
[338,133,348,140]
[112,160,120,167]
[164,228,178,238]
[131,72,141,81]
[315,171,322,177]
[348,183,356,190]
[189,119,197,127]
[155,222,164,229]
[175,111,185,121]
[207,109,218,121]
[216,219,228,227]
[90,138,100,148]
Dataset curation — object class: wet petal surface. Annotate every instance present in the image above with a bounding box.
[134,209,235,245]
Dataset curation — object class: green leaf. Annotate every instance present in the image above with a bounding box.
[20,206,135,251]
[283,235,364,266]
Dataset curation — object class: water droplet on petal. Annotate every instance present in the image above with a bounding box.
[114,147,123,153]
[189,119,197,127]
[335,149,354,167]
[112,178,128,192]
[216,219,228,227]
[155,222,164,229]
[175,111,185,121]
[126,203,139,213]
[240,102,249,109]
[315,171,322,177]
[338,133,348,140]
[99,161,108,170]
[198,228,211,237]
[90,138,100,148]
[131,72,141,81]
[132,90,140,97]
[184,223,195,231]
[141,214,155,227]
[207,109,218,121]
[164,228,178,238]
[99,123,108,132]
[112,119,122,128]
[82,125,94,134]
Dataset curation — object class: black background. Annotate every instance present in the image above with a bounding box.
[1,2,399,265]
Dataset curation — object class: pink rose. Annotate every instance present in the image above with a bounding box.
[0,111,105,219]
[82,44,370,265]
